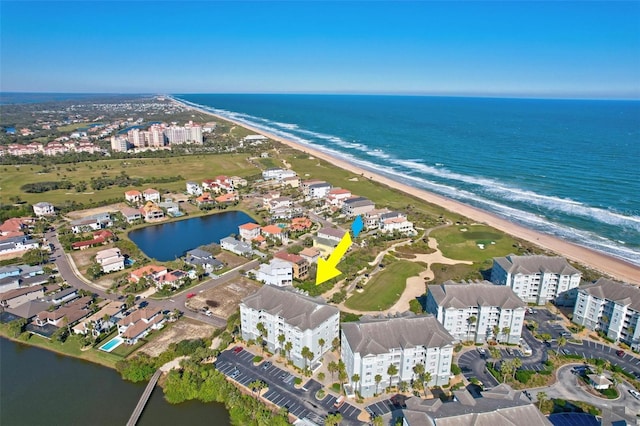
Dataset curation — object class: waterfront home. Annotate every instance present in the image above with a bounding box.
[72,300,124,337]
[313,227,346,256]
[95,247,125,274]
[120,206,142,223]
[378,384,551,425]
[7,300,51,321]
[215,192,238,204]
[240,285,339,369]
[325,188,352,208]
[154,269,188,290]
[0,236,40,256]
[195,192,215,207]
[244,134,268,144]
[274,251,309,280]
[262,168,284,181]
[70,213,113,233]
[282,175,301,188]
[261,224,288,244]
[426,280,526,344]
[142,188,161,203]
[117,307,165,345]
[342,196,375,217]
[158,200,181,217]
[299,247,321,264]
[303,180,332,200]
[124,190,143,204]
[256,259,293,287]
[572,278,640,351]
[220,236,253,257]
[341,313,455,397]
[364,208,392,230]
[129,265,167,283]
[0,285,45,309]
[35,296,92,327]
[185,248,223,273]
[490,255,582,305]
[238,222,261,242]
[139,201,164,221]
[186,181,202,196]
[378,211,415,235]
[32,202,55,217]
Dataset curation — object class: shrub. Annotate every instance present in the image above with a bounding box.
[451,363,462,375]
[515,370,534,384]
[331,383,341,392]
[253,356,263,363]
[294,377,302,385]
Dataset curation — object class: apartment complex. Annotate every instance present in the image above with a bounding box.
[341,314,454,397]
[426,281,526,344]
[240,285,339,369]
[572,278,640,351]
[490,255,581,305]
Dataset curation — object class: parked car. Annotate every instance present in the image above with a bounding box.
[477,348,486,358]
[628,389,640,400]
[616,350,625,357]
[233,346,243,354]
[186,293,196,299]
[262,361,272,370]
[230,369,240,379]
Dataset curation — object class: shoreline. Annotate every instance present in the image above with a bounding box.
[172,97,640,284]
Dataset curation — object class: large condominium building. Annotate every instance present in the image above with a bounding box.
[572,278,640,351]
[341,314,454,397]
[240,285,339,369]
[426,281,526,344]
[490,255,581,305]
[164,121,203,144]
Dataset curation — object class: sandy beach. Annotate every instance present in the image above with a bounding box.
[173,98,640,284]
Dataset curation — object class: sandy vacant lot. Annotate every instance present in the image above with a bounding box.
[65,203,128,220]
[137,318,216,357]
[187,277,261,318]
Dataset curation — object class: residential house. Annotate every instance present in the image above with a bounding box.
[341,313,455,397]
[154,270,188,290]
[140,201,164,221]
[490,255,582,305]
[255,259,293,287]
[314,227,346,256]
[70,230,114,250]
[129,265,168,283]
[290,217,313,232]
[274,251,309,280]
[120,207,142,223]
[306,181,332,200]
[124,190,143,204]
[378,211,415,235]
[262,191,281,207]
[261,225,288,244]
[215,192,238,204]
[0,235,40,255]
[51,287,79,305]
[35,296,92,327]
[33,202,55,217]
[185,248,223,273]
[0,285,45,309]
[158,200,181,217]
[572,278,640,351]
[364,208,392,230]
[238,222,261,242]
[267,197,293,212]
[299,247,321,264]
[426,281,526,344]
[70,213,112,233]
[342,196,375,217]
[72,300,124,336]
[195,192,215,207]
[379,384,551,426]
[326,188,352,208]
[229,176,248,188]
[220,237,253,257]
[240,285,339,369]
[117,307,165,344]
[186,181,202,196]
[95,247,125,274]
[215,175,234,192]
[142,188,161,203]
[282,176,301,188]
[262,168,284,180]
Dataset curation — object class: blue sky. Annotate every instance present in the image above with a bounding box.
[1,1,639,98]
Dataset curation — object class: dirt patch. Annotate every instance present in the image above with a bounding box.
[187,277,261,318]
[137,318,216,358]
[65,203,128,220]
[216,251,249,270]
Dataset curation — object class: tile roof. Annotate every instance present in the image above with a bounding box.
[241,285,338,331]
[262,225,283,234]
[239,222,261,230]
[274,251,306,265]
[429,281,525,310]
[341,313,454,356]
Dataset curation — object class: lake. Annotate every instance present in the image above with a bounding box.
[129,211,254,261]
[0,338,231,425]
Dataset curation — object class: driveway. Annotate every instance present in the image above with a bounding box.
[559,340,640,378]
[457,349,499,388]
[216,348,364,425]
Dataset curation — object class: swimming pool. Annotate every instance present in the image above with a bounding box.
[99,335,124,352]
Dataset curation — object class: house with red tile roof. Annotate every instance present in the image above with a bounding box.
[238,222,261,242]
[129,265,167,283]
[290,217,313,232]
[215,192,238,204]
[261,225,288,243]
[274,251,309,280]
[195,192,215,207]
[142,188,160,203]
[125,190,142,204]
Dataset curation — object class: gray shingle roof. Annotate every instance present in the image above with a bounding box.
[343,197,374,207]
[341,313,454,356]
[494,255,581,276]
[580,278,640,311]
[430,281,525,310]
[241,285,338,331]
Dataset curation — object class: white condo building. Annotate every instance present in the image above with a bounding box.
[572,278,640,351]
[490,255,581,305]
[341,314,454,397]
[240,285,339,369]
[426,281,526,344]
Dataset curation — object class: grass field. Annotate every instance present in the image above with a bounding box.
[345,261,425,311]
[430,224,519,264]
[0,154,256,206]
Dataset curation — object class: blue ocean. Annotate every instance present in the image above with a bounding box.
[175,94,640,267]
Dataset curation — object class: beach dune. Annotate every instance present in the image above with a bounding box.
[173,98,640,285]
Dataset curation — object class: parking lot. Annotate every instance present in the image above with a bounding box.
[526,308,570,340]
[365,398,394,417]
[215,348,363,425]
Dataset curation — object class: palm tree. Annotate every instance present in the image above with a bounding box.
[277,333,286,356]
[351,374,360,394]
[284,341,293,360]
[556,336,567,356]
[467,315,477,342]
[324,412,343,426]
[530,320,539,335]
[256,322,267,353]
[318,338,326,355]
[301,346,313,372]
[512,357,522,379]
[248,379,266,399]
[492,325,500,341]
[537,391,547,410]
[338,364,348,394]
[328,361,338,381]
[413,363,425,382]
[500,359,513,382]
[502,327,511,341]
[422,371,432,393]
[374,374,383,395]
[332,337,340,352]
[387,364,399,390]
[372,416,383,426]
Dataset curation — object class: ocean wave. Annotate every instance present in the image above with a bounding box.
[174,96,640,267]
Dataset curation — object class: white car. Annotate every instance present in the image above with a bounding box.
[629,389,640,400]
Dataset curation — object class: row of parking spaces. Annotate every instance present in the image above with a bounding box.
[216,361,258,387]
[312,393,361,420]
[366,399,393,417]
[498,348,526,358]
[262,389,310,419]
[582,341,640,364]
[520,363,548,372]
[234,350,255,363]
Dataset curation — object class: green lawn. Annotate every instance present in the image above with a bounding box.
[345,261,425,311]
[0,154,255,206]
[430,224,520,264]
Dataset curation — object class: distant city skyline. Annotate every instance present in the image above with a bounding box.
[1,1,639,99]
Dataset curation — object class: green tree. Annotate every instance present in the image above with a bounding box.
[324,412,343,426]
[500,359,513,382]
[387,364,399,389]
[492,325,500,341]
[501,327,511,339]
[7,318,26,338]
[422,371,432,392]
[87,262,102,279]
[284,340,293,360]
[277,333,286,353]
[248,379,266,399]
[556,336,567,356]
[467,315,477,342]
[537,391,547,410]
[337,360,348,393]
[413,363,425,381]
[22,248,49,266]
[318,337,326,355]
[372,416,383,426]
[512,357,522,379]
[125,294,135,308]
[301,346,313,371]
[374,374,383,395]
[256,322,268,353]
[351,374,360,394]
[332,337,340,352]
[328,360,338,381]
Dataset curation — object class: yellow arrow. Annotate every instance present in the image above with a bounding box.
[316,232,352,285]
